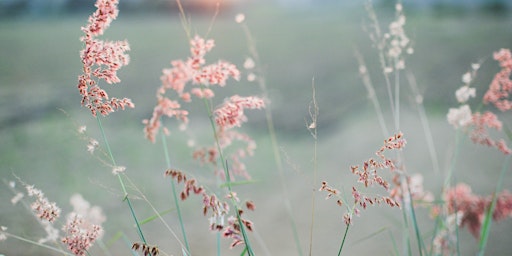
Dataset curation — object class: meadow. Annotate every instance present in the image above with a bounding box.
[1,1,512,255]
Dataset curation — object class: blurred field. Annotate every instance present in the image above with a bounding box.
[1,1,512,255]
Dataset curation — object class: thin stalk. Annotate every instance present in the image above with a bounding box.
[122,174,189,252]
[394,58,400,131]
[308,81,319,256]
[354,49,390,137]
[95,116,148,246]
[477,155,511,255]
[364,1,396,121]
[406,71,441,174]
[201,97,255,256]
[403,176,424,256]
[400,203,412,256]
[337,224,350,256]
[388,230,400,256]
[2,232,74,256]
[240,21,303,256]
[161,132,191,253]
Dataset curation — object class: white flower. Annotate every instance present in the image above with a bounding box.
[447,104,472,128]
[235,13,245,23]
[243,58,255,70]
[455,86,476,103]
[462,72,472,84]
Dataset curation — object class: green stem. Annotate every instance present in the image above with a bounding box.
[201,97,255,256]
[400,203,412,256]
[337,224,350,256]
[3,232,74,256]
[403,176,424,256]
[161,132,191,254]
[477,155,511,255]
[96,116,148,246]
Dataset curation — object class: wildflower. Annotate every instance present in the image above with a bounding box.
[25,185,61,223]
[214,95,265,129]
[111,165,126,175]
[10,192,23,205]
[0,226,7,241]
[390,173,434,206]
[78,126,87,134]
[223,214,253,248]
[384,3,411,70]
[132,243,159,256]
[470,111,511,154]
[444,183,512,238]
[243,58,255,70]
[144,35,240,142]
[69,194,106,238]
[432,212,463,256]
[247,73,256,82]
[321,133,405,225]
[143,97,189,143]
[455,86,476,103]
[462,72,472,84]
[203,193,230,231]
[319,181,340,199]
[245,200,256,211]
[61,214,102,256]
[483,48,512,112]
[78,0,133,117]
[447,105,472,129]
[235,13,245,23]
[86,139,99,154]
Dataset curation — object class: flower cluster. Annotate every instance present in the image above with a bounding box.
[320,133,405,225]
[384,3,412,71]
[447,50,512,154]
[389,173,434,206]
[132,243,159,256]
[431,212,463,256]
[25,184,61,223]
[214,95,265,129]
[61,214,102,256]
[143,35,264,180]
[483,49,512,111]
[164,169,204,200]
[201,192,255,248]
[59,194,105,255]
[143,35,242,143]
[77,0,134,117]
[223,211,254,249]
[164,169,255,249]
[367,3,413,73]
[442,183,512,239]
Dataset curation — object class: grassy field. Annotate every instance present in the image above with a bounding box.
[1,1,512,255]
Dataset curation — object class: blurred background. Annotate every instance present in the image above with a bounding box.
[1,0,512,255]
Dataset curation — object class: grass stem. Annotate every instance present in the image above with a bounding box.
[96,116,148,247]
[337,224,350,256]
[161,131,191,253]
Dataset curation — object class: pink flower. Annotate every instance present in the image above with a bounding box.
[144,35,241,141]
[25,185,61,223]
[444,183,512,239]
[78,0,133,117]
[143,97,189,143]
[483,48,512,111]
[61,214,102,256]
[214,95,265,129]
[469,111,511,154]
